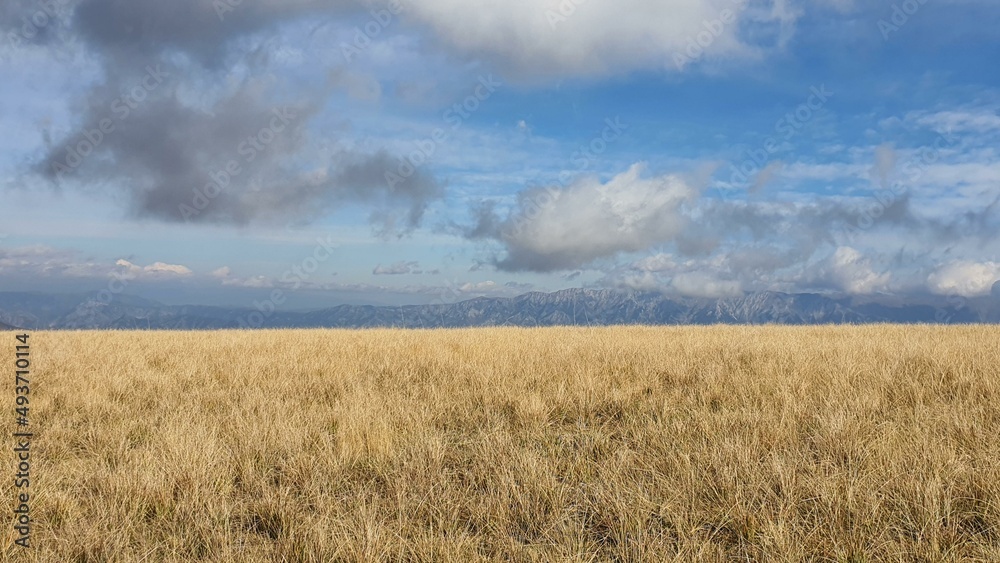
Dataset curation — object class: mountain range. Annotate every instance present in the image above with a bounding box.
[1,289,998,330]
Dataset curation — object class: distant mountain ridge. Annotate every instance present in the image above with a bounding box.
[0,289,997,330]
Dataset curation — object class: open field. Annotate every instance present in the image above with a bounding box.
[3,326,1000,561]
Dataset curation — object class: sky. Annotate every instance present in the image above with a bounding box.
[1,0,999,309]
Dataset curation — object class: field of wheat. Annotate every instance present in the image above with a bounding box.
[2,326,999,561]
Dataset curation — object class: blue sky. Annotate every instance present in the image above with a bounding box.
[1,0,999,307]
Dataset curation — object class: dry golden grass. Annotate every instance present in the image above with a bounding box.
[3,326,1000,561]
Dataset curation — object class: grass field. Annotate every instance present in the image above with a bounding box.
[3,326,1000,561]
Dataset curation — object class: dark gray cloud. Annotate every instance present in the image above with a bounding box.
[72,0,359,64]
[334,151,443,236]
[1,0,325,60]
[37,70,441,232]
[462,200,503,240]
[20,0,443,234]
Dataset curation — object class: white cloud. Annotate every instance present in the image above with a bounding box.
[824,247,891,294]
[0,245,106,278]
[765,247,892,295]
[633,253,677,273]
[671,271,743,298]
[911,109,1000,134]
[0,246,200,282]
[210,266,232,279]
[927,261,1000,297]
[211,268,319,289]
[146,262,194,275]
[221,275,275,289]
[458,280,497,292]
[914,162,1000,193]
[404,0,794,79]
[497,163,697,271]
[115,259,193,279]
